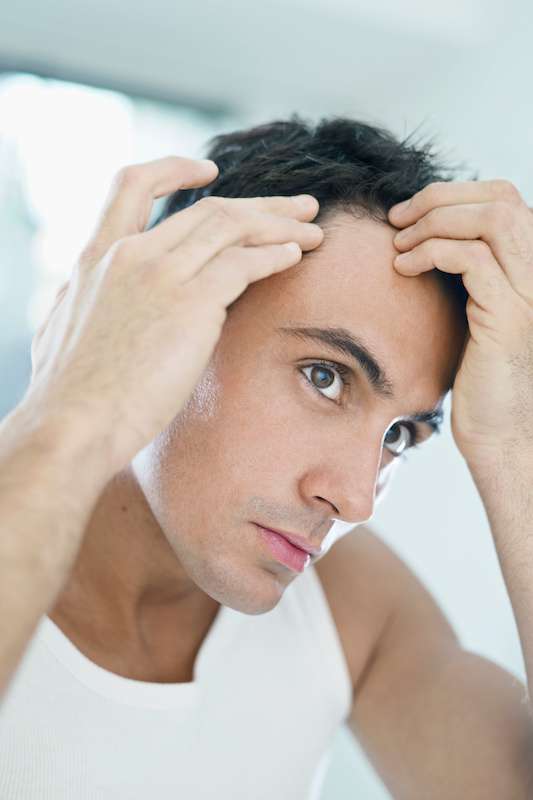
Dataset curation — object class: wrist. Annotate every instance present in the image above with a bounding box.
[463,444,533,525]
[0,397,114,499]
[464,441,533,479]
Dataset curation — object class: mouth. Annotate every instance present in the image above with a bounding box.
[251,522,321,573]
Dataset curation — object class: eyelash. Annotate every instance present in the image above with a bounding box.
[299,359,351,400]
[299,360,423,457]
[397,422,421,457]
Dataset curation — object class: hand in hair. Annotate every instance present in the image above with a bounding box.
[389,179,533,466]
[25,156,323,478]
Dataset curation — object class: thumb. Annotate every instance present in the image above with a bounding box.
[82,155,218,266]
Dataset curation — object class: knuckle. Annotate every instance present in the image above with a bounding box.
[242,243,267,261]
[109,236,136,264]
[207,247,239,271]
[424,180,443,198]
[222,245,246,263]
[418,238,437,259]
[425,207,440,225]
[411,239,437,267]
[255,196,288,213]
[489,178,522,204]
[485,200,514,227]
[163,155,187,169]
[196,195,217,210]
[216,213,242,243]
[113,164,143,190]
[470,240,492,264]
[414,208,438,233]
[78,238,101,267]
[197,195,225,213]
[419,181,446,206]
[197,196,237,227]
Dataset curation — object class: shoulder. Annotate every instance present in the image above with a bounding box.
[313,525,456,693]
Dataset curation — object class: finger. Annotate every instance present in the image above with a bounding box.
[394,237,511,312]
[157,208,322,283]
[139,194,319,258]
[84,156,219,263]
[188,242,303,307]
[393,202,533,300]
[32,279,70,340]
[388,179,525,227]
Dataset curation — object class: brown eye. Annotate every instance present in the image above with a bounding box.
[311,366,334,388]
[301,364,345,401]
[383,422,413,457]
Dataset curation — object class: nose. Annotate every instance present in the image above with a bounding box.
[297,431,384,525]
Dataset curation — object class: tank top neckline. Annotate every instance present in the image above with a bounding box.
[38,600,228,708]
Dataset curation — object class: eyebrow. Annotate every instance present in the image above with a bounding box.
[278,324,444,434]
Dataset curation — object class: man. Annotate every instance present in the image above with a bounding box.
[0,116,532,798]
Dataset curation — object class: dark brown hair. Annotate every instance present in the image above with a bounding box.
[154,115,468,310]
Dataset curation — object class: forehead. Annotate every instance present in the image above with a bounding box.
[232,211,464,410]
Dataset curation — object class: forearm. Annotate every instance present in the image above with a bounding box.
[469,450,533,710]
[0,401,110,700]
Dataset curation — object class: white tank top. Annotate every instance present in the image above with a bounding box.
[0,564,352,799]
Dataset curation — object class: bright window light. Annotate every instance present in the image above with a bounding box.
[0,73,232,335]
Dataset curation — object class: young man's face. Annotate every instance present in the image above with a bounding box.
[132,211,465,614]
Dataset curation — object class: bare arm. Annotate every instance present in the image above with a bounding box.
[0,403,107,699]
[0,155,321,700]
[347,530,533,799]
[387,180,533,758]
[468,455,533,711]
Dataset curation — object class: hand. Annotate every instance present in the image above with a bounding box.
[388,180,533,466]
[23,156,323,476]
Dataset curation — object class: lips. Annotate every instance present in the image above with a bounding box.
[252,523,322,556]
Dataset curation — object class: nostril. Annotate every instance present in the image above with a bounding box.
[314,496,340,516]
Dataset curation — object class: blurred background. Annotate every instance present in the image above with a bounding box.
[0,1,532,796]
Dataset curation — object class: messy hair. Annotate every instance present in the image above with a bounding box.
[154,115,468,310]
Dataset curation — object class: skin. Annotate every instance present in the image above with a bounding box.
[0,159,326,697]
[49,209,465,680]
[7,160,533,795]
[4,155,533,794]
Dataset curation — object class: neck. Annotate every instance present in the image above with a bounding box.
[51,465,217,650]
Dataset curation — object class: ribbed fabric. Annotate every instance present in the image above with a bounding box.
[0,564,352,799]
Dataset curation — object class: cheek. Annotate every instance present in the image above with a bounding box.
[213,368,309,461]
[179,361,222,421]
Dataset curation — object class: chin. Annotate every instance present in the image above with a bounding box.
[188,550,292,616]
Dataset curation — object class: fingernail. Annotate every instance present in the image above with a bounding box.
[394,228,410,244]
[391,199,411,215]
[285,242,302,255]
[394,252,411,265]
[306,223,324,241]
[293,194,318,209]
